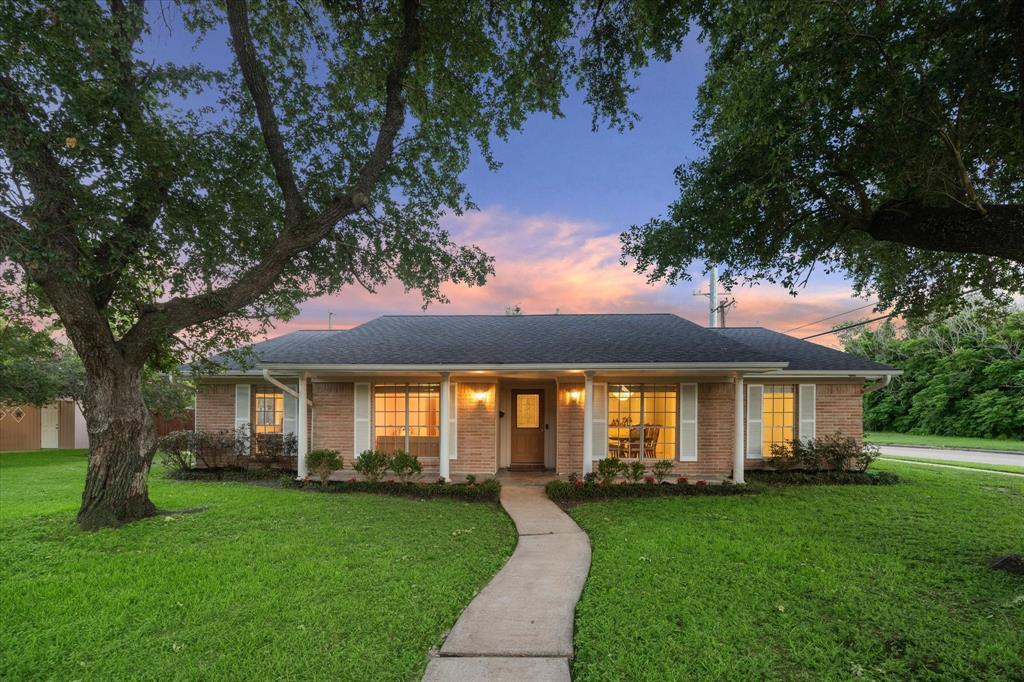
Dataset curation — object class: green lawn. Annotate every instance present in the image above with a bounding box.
[866,430,1024,452]
[570,461,1024,681]
[0,450,515,681]
[879,455,1024,476]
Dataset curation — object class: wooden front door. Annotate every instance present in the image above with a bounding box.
[511,389,545,467]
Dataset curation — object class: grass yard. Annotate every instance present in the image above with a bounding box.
[570,461,1024,681]
[866,430,1024,452]
[879,455,1024,476]
[0,450,515,681]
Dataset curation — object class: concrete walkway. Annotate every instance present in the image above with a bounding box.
[422,483,590,682]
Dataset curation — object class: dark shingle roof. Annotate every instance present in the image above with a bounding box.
[257,314,783,365]
[198,315,897,373]
[711,327,896,372]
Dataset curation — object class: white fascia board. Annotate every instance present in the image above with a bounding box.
[745,369,903,379]
[254,361,791,372]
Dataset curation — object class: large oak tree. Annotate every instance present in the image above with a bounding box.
[620,0,1024,316]
[0,0,680,529]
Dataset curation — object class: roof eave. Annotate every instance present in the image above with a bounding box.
[254,361,790,372]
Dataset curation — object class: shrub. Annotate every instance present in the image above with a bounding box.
[676,476,688,485]
[286,477,502,502]
[747,469,899,486]
[157,430,194,472]
[353,450,391,482]
[307,449,342,487]
[465,474,477,485]
[624,461,646,483]
[545,478,760,504]
[651,460,673,483]
[583,472,597,484]
[643,475,656,485]
[768,433,879,472]
[388,450,422,482]
[596,457,625,485]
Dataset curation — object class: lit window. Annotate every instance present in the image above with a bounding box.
[374,384,440,457]
[762,384,796,455]
[254,387,284,434]
[607,384,677,460]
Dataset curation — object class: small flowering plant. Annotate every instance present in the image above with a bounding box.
[643,475,656,485]
[676,476,688,485]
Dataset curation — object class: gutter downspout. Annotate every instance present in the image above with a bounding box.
[863,374,892,395]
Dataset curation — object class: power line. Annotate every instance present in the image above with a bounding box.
[781,301,880,334]
[800,313,893,340]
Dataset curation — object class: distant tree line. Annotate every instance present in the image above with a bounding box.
[839,302,1024,440]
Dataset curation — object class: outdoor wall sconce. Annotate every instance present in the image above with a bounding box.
[473,390,488,403]
[568,389,582,403]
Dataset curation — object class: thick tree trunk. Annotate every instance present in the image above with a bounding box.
[77,362,158,531]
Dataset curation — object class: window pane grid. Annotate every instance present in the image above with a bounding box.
[254,388,283,434]
[607,384,677,460]
[374,384,440,458]
[762,384,796,456]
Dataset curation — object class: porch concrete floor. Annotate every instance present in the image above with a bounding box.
[422,482,590,682]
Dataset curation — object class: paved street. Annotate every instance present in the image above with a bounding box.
[878,444,1024,467]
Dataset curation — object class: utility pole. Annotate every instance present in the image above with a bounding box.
[694,264,736,328]
[708,265,719,328]
[328,312,334,329]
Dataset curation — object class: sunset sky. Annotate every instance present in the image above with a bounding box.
[147,11,879,347]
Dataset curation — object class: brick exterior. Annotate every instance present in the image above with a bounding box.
[312,382,354,458]
[555,383,584,475]
[816,383,864,440]
[451,382,498,477]
[195,384,234,432]
[195,378,865,481]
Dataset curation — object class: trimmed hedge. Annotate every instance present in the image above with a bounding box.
[746,469,899,486]
[166,467,288,482]
[169,467,501,501]
[285,478,501,502]
[545,479,762,504]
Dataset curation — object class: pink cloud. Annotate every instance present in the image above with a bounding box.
[260,207,877,348]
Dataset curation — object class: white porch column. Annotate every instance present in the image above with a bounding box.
[733,375,745,484]
[583,371,594,475]
[439,372,451,482]
[297,372,309,479]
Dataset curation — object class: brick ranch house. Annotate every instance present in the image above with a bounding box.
[194,314,899,482]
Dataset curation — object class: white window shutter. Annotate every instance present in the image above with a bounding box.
[354,383,371,457]
[448,381,458,460]
[591,383,608,460]
[746,384,763,458]
[235,384,251,453]
[679,383,698,461]
[799,384,817,443]
[282,383,298,437]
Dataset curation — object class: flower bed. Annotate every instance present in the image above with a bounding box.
[545,478,761,504]
[168,467,502,502]
[286,478,502,502]
[746,469,899,486]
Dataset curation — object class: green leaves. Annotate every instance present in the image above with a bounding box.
[840,301,1024,439]
[619,0,1024,317]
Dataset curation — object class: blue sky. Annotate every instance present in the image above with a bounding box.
[141,6,869,344]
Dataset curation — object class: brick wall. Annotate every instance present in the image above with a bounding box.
[556,383,584,475]
[816,383,864,441]
[668,381,736,477]
[451,382,498,476]
[312,382,354,458]
[195,384,234,432]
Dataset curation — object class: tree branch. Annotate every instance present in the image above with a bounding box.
[118,0,423,364]
[859,201,1024,262]
[225,0,306,225]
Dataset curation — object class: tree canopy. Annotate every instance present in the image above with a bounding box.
[0,0,682,528]
[839,302,1024,439]
[621,0,1024,317]
[0,319,83,406]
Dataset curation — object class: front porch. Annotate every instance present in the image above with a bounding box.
[273,369,755,483]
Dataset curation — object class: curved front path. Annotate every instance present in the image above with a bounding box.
[422,484,591,682]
